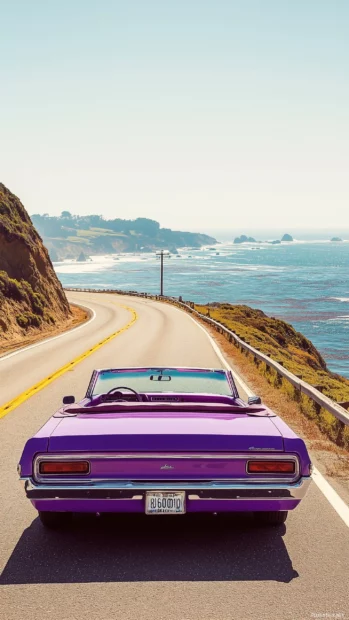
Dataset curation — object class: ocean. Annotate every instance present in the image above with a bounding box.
[54,238,349,378]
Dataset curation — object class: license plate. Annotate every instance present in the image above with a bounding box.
[145,491,186,515]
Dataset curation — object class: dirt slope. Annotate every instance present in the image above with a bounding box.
[0,183,70,345]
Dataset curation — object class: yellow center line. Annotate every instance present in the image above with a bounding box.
[0,304,138,419]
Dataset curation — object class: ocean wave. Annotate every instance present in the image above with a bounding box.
[328,315,349,322]
[54,255,117,274]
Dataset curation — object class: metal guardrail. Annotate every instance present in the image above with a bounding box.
[65,287,349,428]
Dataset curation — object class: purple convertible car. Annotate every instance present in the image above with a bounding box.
[18,367,312,528]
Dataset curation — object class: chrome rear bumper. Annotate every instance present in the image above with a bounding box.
[21,476,312,502]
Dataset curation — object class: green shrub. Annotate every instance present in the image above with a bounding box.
[0,271,46,317]
[16,312,42,329]
[16,314,29,328]
[0,271,26,301]
[31,292,46,315]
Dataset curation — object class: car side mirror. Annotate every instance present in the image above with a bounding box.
[63,395,75,405]
[248,395,262,405]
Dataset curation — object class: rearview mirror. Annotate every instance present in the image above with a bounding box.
[63,395,75,405]
[150,375,171,381]
[248,395,262,405]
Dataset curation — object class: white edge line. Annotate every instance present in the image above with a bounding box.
[0,303,96,362]
[170,302,349,527]
[311,468,349,527]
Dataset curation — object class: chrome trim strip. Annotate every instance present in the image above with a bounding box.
[22,476,312,502]
[32,476,299,485]
[33,453,299,484]
[36,452,285,460]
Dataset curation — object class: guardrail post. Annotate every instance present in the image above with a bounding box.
[292,375,302,402]
[335,420,345,445]
[314,402,321,415]
[313,386,324,415]
[275,362,284,387]
[265,355,271,374]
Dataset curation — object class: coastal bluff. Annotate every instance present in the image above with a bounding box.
[31,213,218,260]
[0,183,70,346]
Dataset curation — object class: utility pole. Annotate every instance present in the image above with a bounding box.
[160,251,164,296]
[156,250,169,296]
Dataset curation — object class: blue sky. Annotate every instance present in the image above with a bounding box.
[1,1,348,231]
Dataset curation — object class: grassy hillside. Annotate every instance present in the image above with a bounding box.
[196,303,349,403]
[194,302,349,448]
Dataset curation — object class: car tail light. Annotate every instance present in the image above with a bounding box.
[39,461,90,475]
[247,460,295,474]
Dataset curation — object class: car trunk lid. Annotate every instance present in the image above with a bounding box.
[48,413,284,453]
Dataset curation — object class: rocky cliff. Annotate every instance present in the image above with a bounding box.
[0,184,70,344]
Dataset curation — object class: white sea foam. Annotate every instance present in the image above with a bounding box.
[293,239,349,244]
[54,255,116,274]
[328,316,349,323]
[331,297,349,303]
[117,256,154,263]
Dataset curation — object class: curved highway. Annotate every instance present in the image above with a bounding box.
[0,291,348,620]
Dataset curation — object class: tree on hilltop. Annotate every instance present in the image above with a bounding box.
[133,218,160,237]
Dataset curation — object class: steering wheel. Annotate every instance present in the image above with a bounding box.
[104,386,144,402]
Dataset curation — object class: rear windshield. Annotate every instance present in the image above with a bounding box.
[92,369,232,396]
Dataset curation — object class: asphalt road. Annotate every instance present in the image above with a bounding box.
[0,291,348,620]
